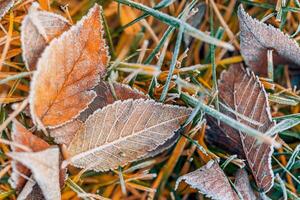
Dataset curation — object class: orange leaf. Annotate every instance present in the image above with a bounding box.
[29,5,110,128]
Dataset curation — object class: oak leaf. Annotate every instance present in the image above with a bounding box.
[176,160,239,200]
[206,64,275,192]
[9,120,49,191]
[50,81,148,145]
[8,147,61,200]
[65,99,191,171]
[0,0,14,20]
[238,5,300,76]
[29,4,109,128]
[21,3,71,71]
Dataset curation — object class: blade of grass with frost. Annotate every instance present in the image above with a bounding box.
[274,113,300,120]
[272,156,300,185]
[180,93,280,147]
[240,0,300,13]
[286,145,300,171]
[118,167,127,195]
[275,174,287,200]
[114,0,234,50]
[291,23,300,37]
[145,0,198,65]
[159,26,184,102]
[267,50,274,81]
[148,34,170,97]
[101,11,115,59]
[268,94,299,106]
[266,118,300,136]
[221,155,237,169]
[0,72,34,84]
[181,133,208,155]
[219,102,263,126]
[113,0,176,36]
[66,178,93,200]
[273,183,299,200]
[159,2,192,102]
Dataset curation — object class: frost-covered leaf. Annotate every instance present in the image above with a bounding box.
[66,99,191,171]
[9,120,49,191]
[8,147,61,200]
[206,64,275,192]
[29,4,109,128]
[0,0,14,20]
[50,81,147,145]
[238,5,300,76]
[21,3,71,71]
[235,169,257,200]
[176,160,239,200]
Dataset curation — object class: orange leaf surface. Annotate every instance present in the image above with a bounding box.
[29,4,109,128]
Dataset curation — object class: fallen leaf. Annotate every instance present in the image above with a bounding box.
[206,64,275,192]
[65,99,191,171]
[29,4,109,128]
[50,81,148,145]
[9,120,49,191]
[21,3,71,71]
[176,160,239,200]
[0,0,14,20]
[235,169,257,200]
[8,147,61,200]
[238,5,300,76]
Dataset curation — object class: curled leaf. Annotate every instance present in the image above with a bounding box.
[8,147,61,200]
[176,160,239,200]
[238,5,300,76]
[66,99,191,171]
[206,64,275,192]
[50,82,148,145]
[21,3,71,71]
[29,4,109,128]
[9,120,49,191]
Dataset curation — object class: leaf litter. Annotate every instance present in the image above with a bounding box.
[0,1,299,200]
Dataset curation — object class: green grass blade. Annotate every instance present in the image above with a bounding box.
[114,0,234,50]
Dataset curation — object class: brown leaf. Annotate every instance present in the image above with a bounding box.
[8,147,61,200]
[50,81,148,145]
[21,3,71,71]
[0,0,14,20]
[238,5,300,76]
[206,64,275,192]
[176,160,239,200]
[9,120,49,191]
[65,99,191,171]
[29,4,109,128]
[235,169,258,200]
